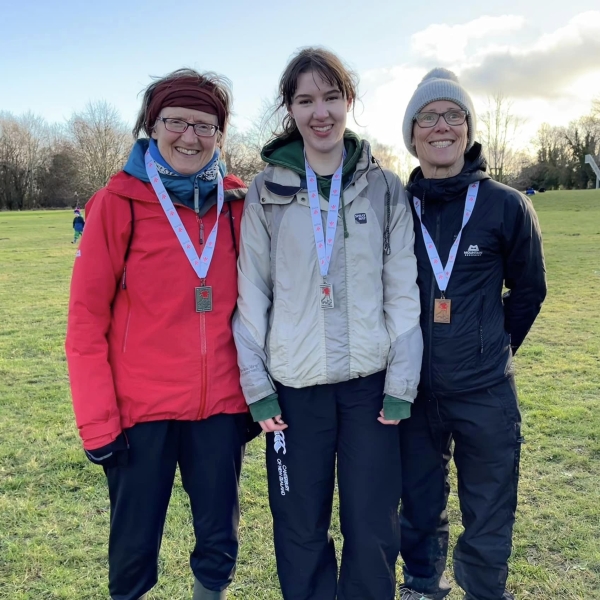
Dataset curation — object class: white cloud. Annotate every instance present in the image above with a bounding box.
[411,15,526,64]
[357,11,600,152]
[461,11,600,97]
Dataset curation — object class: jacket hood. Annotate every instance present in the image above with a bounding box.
[407,142,490,202]
[261,129,364,197]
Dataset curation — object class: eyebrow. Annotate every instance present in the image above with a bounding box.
[293,89,342,101]
[162,115,216,125]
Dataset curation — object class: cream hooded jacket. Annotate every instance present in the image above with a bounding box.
[233,141,423,407]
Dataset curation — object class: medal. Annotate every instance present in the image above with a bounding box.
[305,150,345,310]
[319,281,334,309]
[434,297,451,323]
[413,182,480,324]
[195,284,213,313]
[145,150,224,313]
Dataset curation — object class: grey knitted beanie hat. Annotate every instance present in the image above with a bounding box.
[402,68,476,158]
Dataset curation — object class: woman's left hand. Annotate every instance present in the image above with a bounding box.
[377,409,401,426]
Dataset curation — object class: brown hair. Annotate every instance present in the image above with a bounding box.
[132,68,232,147]
[272,47,359,141]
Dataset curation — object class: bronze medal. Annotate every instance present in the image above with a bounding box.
[319,283,334,309]
[195,286,213,312]
[434,298,451,323]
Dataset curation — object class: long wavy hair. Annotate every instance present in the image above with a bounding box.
[269,47,359,143]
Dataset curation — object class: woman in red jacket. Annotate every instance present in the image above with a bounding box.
[65,68,250,600]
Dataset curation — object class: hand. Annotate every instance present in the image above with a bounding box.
[259,414,288,432]
[84,432,129,468]
[377,409,401,426]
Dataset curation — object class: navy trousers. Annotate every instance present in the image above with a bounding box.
[266,371,402,600]
[399,377,523,600]
[104,415,247,600]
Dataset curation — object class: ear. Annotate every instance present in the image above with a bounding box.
[346,97,353,112]
[150,123,158,140]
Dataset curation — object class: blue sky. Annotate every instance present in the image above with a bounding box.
[3,0,600,150]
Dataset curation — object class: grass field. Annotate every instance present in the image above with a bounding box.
[1,190,599,599]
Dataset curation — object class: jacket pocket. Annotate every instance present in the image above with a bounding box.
[477,291,486,360]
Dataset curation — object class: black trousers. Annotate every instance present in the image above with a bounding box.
[266,371,402,600]
[399,377,523,600]
[104,415,247,600]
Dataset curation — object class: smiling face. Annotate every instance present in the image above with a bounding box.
[151,106,218,175]
[412,100,468,179]
[288,70,351,166]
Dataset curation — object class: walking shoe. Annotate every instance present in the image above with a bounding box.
[400,587,436,600]
[192,578,226,599]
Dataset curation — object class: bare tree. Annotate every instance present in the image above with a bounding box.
[223,126,264,185]
[364,135,417,185]
[478,94,526,184]
[67,101,131,200]
[0,112,50,209]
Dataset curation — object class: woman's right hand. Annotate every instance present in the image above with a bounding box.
[259,415,288,432]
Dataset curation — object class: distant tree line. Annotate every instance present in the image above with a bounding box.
[1,96,599,210]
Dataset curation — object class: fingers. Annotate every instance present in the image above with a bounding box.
[378,409,400,426]
[259,416,288,432]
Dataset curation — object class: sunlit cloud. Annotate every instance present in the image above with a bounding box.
[358,11,600,152]
[411,15,526,65]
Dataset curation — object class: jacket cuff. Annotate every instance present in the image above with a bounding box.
[249,394,281,422]
[383,395,412,420]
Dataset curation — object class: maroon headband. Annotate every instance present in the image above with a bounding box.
[146,78,227,132]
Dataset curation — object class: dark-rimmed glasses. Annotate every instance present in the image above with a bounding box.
[157,117,218,137]
[414,109,468,128]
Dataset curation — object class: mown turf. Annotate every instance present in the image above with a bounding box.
[0,190,599,599]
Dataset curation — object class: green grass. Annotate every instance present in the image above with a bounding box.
[1,190,599,599]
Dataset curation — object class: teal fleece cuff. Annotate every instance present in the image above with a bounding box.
[383,395,412,420]
[249,393,281,422]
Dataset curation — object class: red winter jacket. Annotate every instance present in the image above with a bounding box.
[65,171,248,450]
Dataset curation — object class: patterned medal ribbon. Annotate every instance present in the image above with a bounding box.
[412,181,480,294]
[305,150,345,309]
[145,150,224,311]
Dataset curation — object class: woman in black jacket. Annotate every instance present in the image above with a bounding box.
[398,69,546,600]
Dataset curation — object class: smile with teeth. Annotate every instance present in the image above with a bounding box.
[430,140,454,148]
[312,125,333,132]
[176,147,200,155]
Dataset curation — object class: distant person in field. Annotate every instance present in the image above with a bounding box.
[65,69,255,600]
[233,47,422,600]
[71,209,85,243]
[397,69,546,600]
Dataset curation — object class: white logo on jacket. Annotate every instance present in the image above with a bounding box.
[274,431,287,454]
[464,244,483,257]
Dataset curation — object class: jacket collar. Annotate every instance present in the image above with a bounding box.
[407,143,491,202]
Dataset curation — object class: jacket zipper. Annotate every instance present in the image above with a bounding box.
[479,291,485,355]
[197,310,208,419]
[427,195,439,391]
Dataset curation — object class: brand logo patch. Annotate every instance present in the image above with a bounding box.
[354,212,367,224]
[464,244,482,257]
[274,431,287,454]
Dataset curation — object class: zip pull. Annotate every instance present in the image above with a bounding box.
[197,217,204,245]
[121,264,128,290]
[194,182,200,214]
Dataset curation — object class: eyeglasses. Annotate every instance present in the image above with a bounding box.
[414,109,468,128]
[157,117,218,137]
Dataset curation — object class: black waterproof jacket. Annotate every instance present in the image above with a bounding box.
[406,144,546,394]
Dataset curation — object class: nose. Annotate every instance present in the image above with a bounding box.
[181,125,200,144]
[313,100,329,119]
[434,116,450,132]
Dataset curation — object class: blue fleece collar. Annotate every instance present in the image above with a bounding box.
[123,139,226,210]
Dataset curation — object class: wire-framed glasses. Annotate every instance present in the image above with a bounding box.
[157,117,218,137]
[414,109,468,128]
